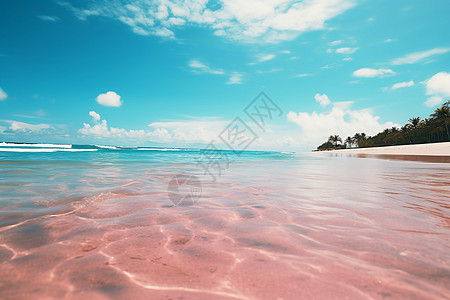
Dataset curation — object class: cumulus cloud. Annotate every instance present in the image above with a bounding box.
[89,111,101,121]
[0,88,7,101]
[424,72,450,97]
[37,15,60,22]
[76,113,301,150]
[60,0,358,43]
[335,47,359,54]
[227,72,243,84]
[353,68,395,78]
[424,71,450,107]
[189,60,224,74]
[391,80,415,90]
[287,102,398,147]
[96,91,122,107]
[424,96,444,107]
[78,113,229,144]
[391,48,450,65]
[314,93,331,106]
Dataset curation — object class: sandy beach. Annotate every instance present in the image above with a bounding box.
[327,142,450,156]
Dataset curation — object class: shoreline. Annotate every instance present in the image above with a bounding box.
[323,141,450,156]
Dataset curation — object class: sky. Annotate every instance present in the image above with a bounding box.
[1,0,450,151]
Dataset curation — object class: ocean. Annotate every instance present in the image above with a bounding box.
[0,142,449,299]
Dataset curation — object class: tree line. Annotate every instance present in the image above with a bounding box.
[316,100,450,150]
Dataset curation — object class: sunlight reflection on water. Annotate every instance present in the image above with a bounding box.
[0,151,449,299]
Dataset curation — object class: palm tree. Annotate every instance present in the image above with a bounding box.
[409,117,421,127]
[328,135,342,147]
[400,124,412,143]
[431,105,450,140]
[352,133,360,147]
[390,127,399,133]
[408,117,421,143]
[352,133,367,147]
[345,136,353,148]
[422,118,433,142]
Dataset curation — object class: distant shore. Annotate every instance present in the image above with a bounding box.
[324,142,450,156]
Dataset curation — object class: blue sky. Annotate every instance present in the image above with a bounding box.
[1,0,450,151]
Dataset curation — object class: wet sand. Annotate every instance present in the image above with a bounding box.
[328,142,450,156]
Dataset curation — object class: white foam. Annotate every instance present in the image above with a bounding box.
[95,145,118,149]
[0,142,72,148]
[0,148,97,152]
[137,148,182,151]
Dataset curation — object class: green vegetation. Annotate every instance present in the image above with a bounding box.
[316,101,450,151]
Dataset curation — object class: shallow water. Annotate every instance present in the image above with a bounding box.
[0,148,449,299]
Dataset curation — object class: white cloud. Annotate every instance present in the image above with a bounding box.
[287,102,398,147]
[78,115,229,144]
[227,72,243,84]
[96,91,123,107]
[424,71,450,98]
[321,64,341,69]
[384,38,396,43]
[61,0,358,43]
[329,40,343,46]
[280,50,291,54]
[423,71,450,107]
[0,88,7,101]
[257,54,276,62]
[256,68,283,74]
[391,80,414,90]
[391,48,450,65]
[314,93,331,106]
[89,111,101,121]
[342,57,353,61]
[353,68,395,78]
[425,96,444,107]
[38,15,60,22]
[292,73,310,78]
[2,120,51,132]
[335,47,359,54]
[189,60,224,74]
[76,113,302,150]
[58,2,101,20]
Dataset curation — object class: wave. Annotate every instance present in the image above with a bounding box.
[94,145,119,150]
[137,148,182,151]
[0,148,97,153]
[0,142,72,148]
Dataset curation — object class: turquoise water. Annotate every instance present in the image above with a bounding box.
[0,142,449,299]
